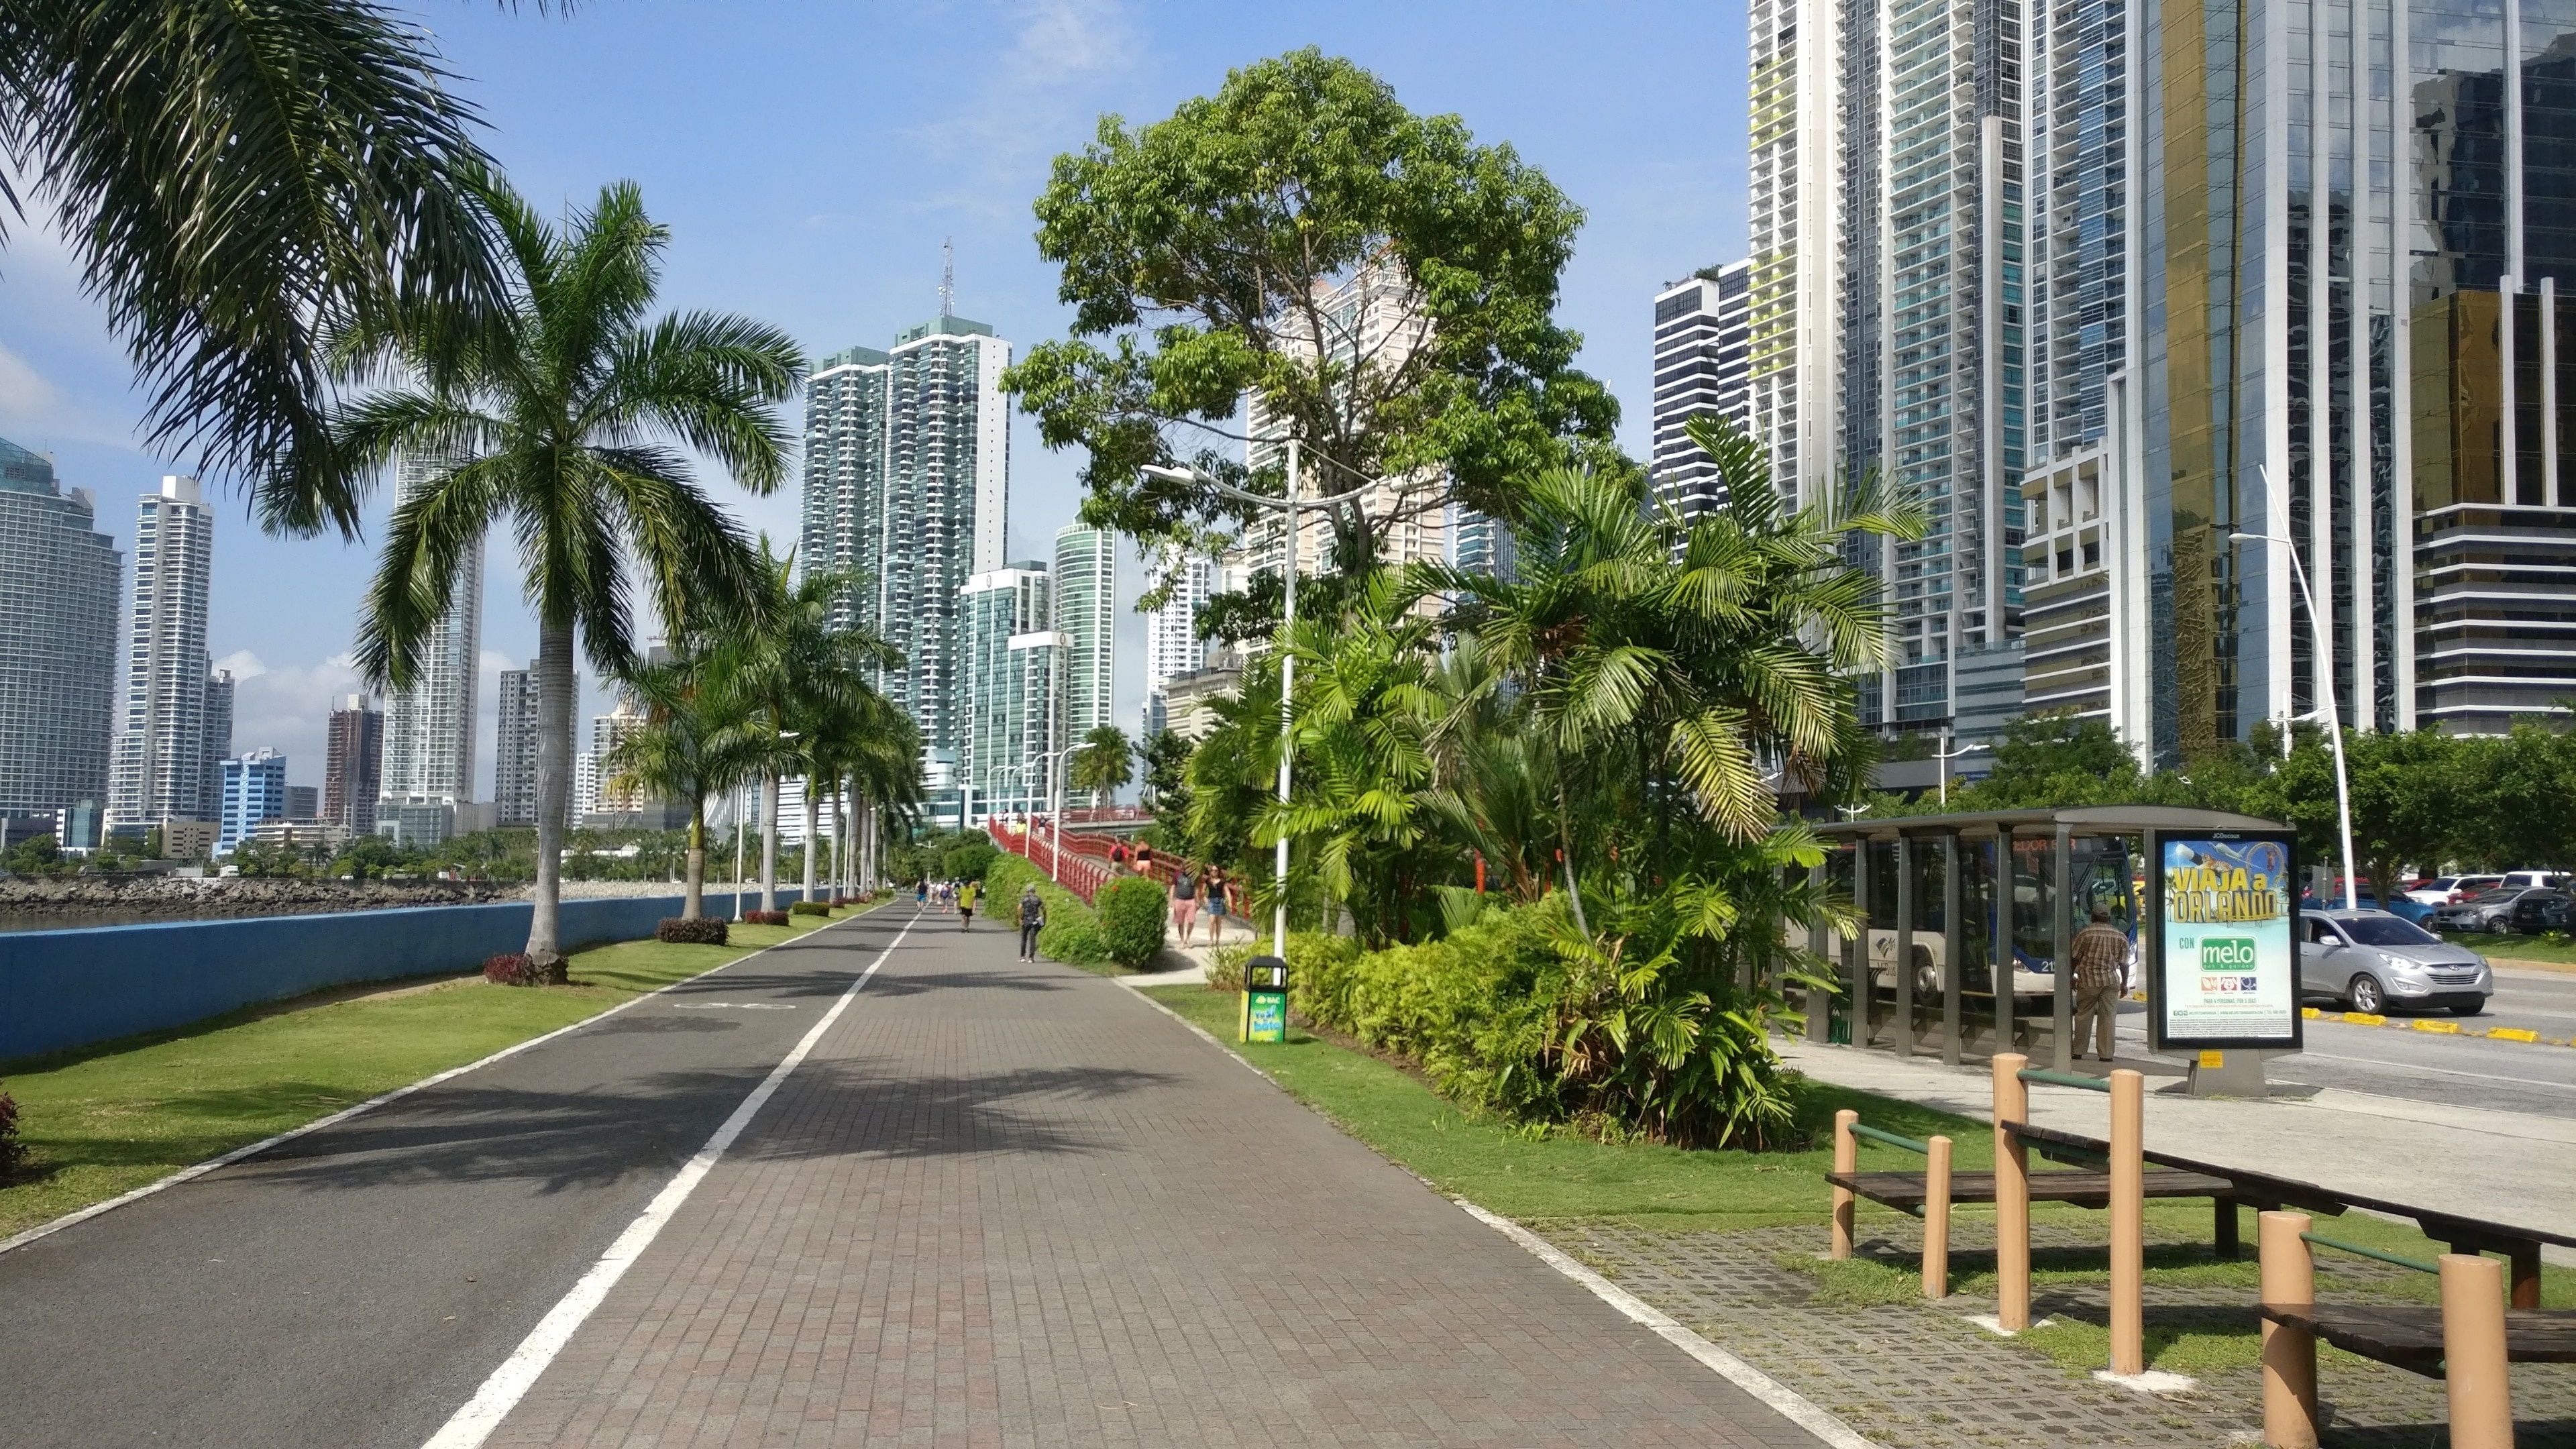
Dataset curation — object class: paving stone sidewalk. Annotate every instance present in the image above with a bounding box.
[480,910,1835,1448]
[1553,1214,2576,1449]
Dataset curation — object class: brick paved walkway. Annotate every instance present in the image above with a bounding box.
[482,911,1829,1448]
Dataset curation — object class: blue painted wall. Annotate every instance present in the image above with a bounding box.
[0,888,813,1065]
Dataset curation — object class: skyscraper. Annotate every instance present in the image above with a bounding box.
[958,564,1063,822]
[378,451,481,807]
[494,664,541,826]
[1141,547,1214,736]
[198,667,233,822]
[1650,261,1755,520]
[323,694,383,836]
[799,313,1011,810]
[0,437,119,818]
[106,476,215,831]
[217,749,286,855]
[1053,525,1116,737]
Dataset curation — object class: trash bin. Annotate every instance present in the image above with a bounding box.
[1240,954,1289,1043]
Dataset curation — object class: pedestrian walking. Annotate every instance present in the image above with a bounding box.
[1135,844,1155,876]
[1110,841,1129,869]
[1017,884,1045,961]
[2070,907,2130,1060]
[1169,860,1199,941]
[1199,868,1226,948]
[957,879,978,930]
[916,879,928,908]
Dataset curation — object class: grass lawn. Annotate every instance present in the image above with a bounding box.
[1140,981,2571,1377]
[0,909,855,1241]
[2447,930,2576,971]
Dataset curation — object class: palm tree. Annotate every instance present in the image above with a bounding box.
[337,176,801,964]
[604,648,765,920]
[5,2,508,523]
[1070,725,1134,810]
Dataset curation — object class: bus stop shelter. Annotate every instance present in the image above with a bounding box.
[1801,804,2284,1070]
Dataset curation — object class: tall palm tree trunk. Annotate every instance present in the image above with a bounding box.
[529,616,576,965]
[760,773,780,912]
[684,793,706,920]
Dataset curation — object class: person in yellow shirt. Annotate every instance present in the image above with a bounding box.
[957,879,978,930]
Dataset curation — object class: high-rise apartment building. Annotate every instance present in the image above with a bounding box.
[198,667,233,821]
[286,785,317,821]
[0,437,119,818]
[958,564,1064,822]
[1650,261,1755,519]
[323,694,384,836]
[378,451,481,807]
[494,665,541,826]
[106,476,216,830]
[217,749,286,855]
[572,751,599,824]
[1053,526,1116,738]
[1141,547,1214,736]
[798,314,1011,810]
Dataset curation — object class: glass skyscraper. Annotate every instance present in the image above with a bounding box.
[378,451,481,806]
[0,437,119,819]
[1650,261,1755,521]
[1052,525,1116,737]
[958,564,1064,822]
[217,748,286,855]
[106,475,216,831]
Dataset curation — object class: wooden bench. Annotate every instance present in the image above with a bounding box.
[1827,1166,2239,1214]
[2255,1301,2576,1377]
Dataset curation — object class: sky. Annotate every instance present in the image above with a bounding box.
[0,0,1750,799]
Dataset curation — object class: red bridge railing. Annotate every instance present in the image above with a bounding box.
[985,818,1112,904]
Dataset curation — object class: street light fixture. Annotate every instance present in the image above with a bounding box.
[1932,731,1981,807]
[2229,529,2359,910]
[1141,443,1377,960]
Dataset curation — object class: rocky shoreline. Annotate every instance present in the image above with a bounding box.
[0,876,517,926]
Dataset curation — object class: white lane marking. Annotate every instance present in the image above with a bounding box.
[2276,1051,2576,1090]
[418,916,915,1449]
[667,1002,798,1011]
[1456,1201,1883,1449]
[1116,981,1881,1449]
[0,909,892,1260]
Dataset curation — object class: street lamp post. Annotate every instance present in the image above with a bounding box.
[1933,731,1980,807]
[1143,443,1376,961]
[2231,530,2359,910]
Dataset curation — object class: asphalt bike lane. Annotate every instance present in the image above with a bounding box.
[0,907,914,1449]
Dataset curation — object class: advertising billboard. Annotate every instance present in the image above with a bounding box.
[2146,830,2303,1052]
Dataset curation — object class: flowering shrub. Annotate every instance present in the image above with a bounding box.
[656,916,729,946]
[482,953,567,986]
[0,1081,23,1178]
[744,910,790,926]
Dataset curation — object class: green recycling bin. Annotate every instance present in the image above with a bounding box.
[1240,955,1289,1042]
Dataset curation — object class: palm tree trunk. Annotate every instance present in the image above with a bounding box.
[529,616,576,965]
[684,792,706,920]
[760,772,780,912]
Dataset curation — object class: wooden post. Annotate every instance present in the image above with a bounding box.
[1923,1134,1953,1298]
[1831,1108,1858,1259]
[2440,1253,2515,1449]
[1994,1053,2031,1330]
[2109,1067,2145,1376]
[2258,1211,2319,1449]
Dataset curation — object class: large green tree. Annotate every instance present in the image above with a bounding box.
[5,0,508,527]
[1069,725,1135,809]
[1006,48,1619,621]
[338,177,801,963]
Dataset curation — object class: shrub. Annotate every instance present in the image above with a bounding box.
[744,909,790,926]
[0,1081,22,1179]
[941,838,999,882]
[1095,875,1169,968]
[656,916,729,945]
[788,900,830,918]
[482,953,568,987]
[1205,941,1254,992]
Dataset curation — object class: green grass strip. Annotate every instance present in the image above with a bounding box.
[0,910,853,1241]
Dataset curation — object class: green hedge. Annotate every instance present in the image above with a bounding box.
[983,855,1108,966]
[1096,875,1169,967]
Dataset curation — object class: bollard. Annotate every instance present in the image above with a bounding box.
[2109,1067,2145,1377]
[1923,1134,1953,1299]
[1831,1108,1858,1260]
[2440,1253,2514,1449]
[2258,1212,2319,1449]
[1993,1053,2031,1330]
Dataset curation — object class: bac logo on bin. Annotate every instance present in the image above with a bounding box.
[2199,936,2257,969]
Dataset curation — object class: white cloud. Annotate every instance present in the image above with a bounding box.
[909,0,1142,221]
[212,649,268,681]
[225,653,364,784]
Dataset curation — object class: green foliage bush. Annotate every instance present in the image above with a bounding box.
[1287,898,1799,1149]
[655,916,729,945]
[788,900,830,918]
[942,839,1000,883]
[984,854,1110,966]
[1095,875,1170,967]
[0,1080,22,1178]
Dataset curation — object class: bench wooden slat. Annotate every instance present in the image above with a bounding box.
[1826,1168,2237,1210]
[2258,1302,2576,1371]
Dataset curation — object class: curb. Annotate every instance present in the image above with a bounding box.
[2298,1004,2570,1046]
[1118,980,1883,1449]
[0,905,890,1259]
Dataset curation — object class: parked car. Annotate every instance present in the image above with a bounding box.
[2497,870,2571,892]
[2506,890,2574,935]
[2430,874,2506,905]
[2385,895,2441,927]
[2406,875,2475,906]
[2300,910,2491,1015]
[2432,886,2557,934]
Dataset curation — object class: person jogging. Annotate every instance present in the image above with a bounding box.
[957,879,978,929]
[1016,884,1045,961]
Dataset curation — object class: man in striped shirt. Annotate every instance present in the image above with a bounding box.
[2070,908,2131,1061]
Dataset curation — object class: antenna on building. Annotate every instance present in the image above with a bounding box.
[940,237,955,317]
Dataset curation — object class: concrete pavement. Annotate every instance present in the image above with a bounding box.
[4,906,1835,1448]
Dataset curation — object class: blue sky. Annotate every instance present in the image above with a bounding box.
[0,0,1750,796]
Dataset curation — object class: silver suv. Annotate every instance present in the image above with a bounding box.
[2433,885,2559,934]
[2301,909,2491,1016]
